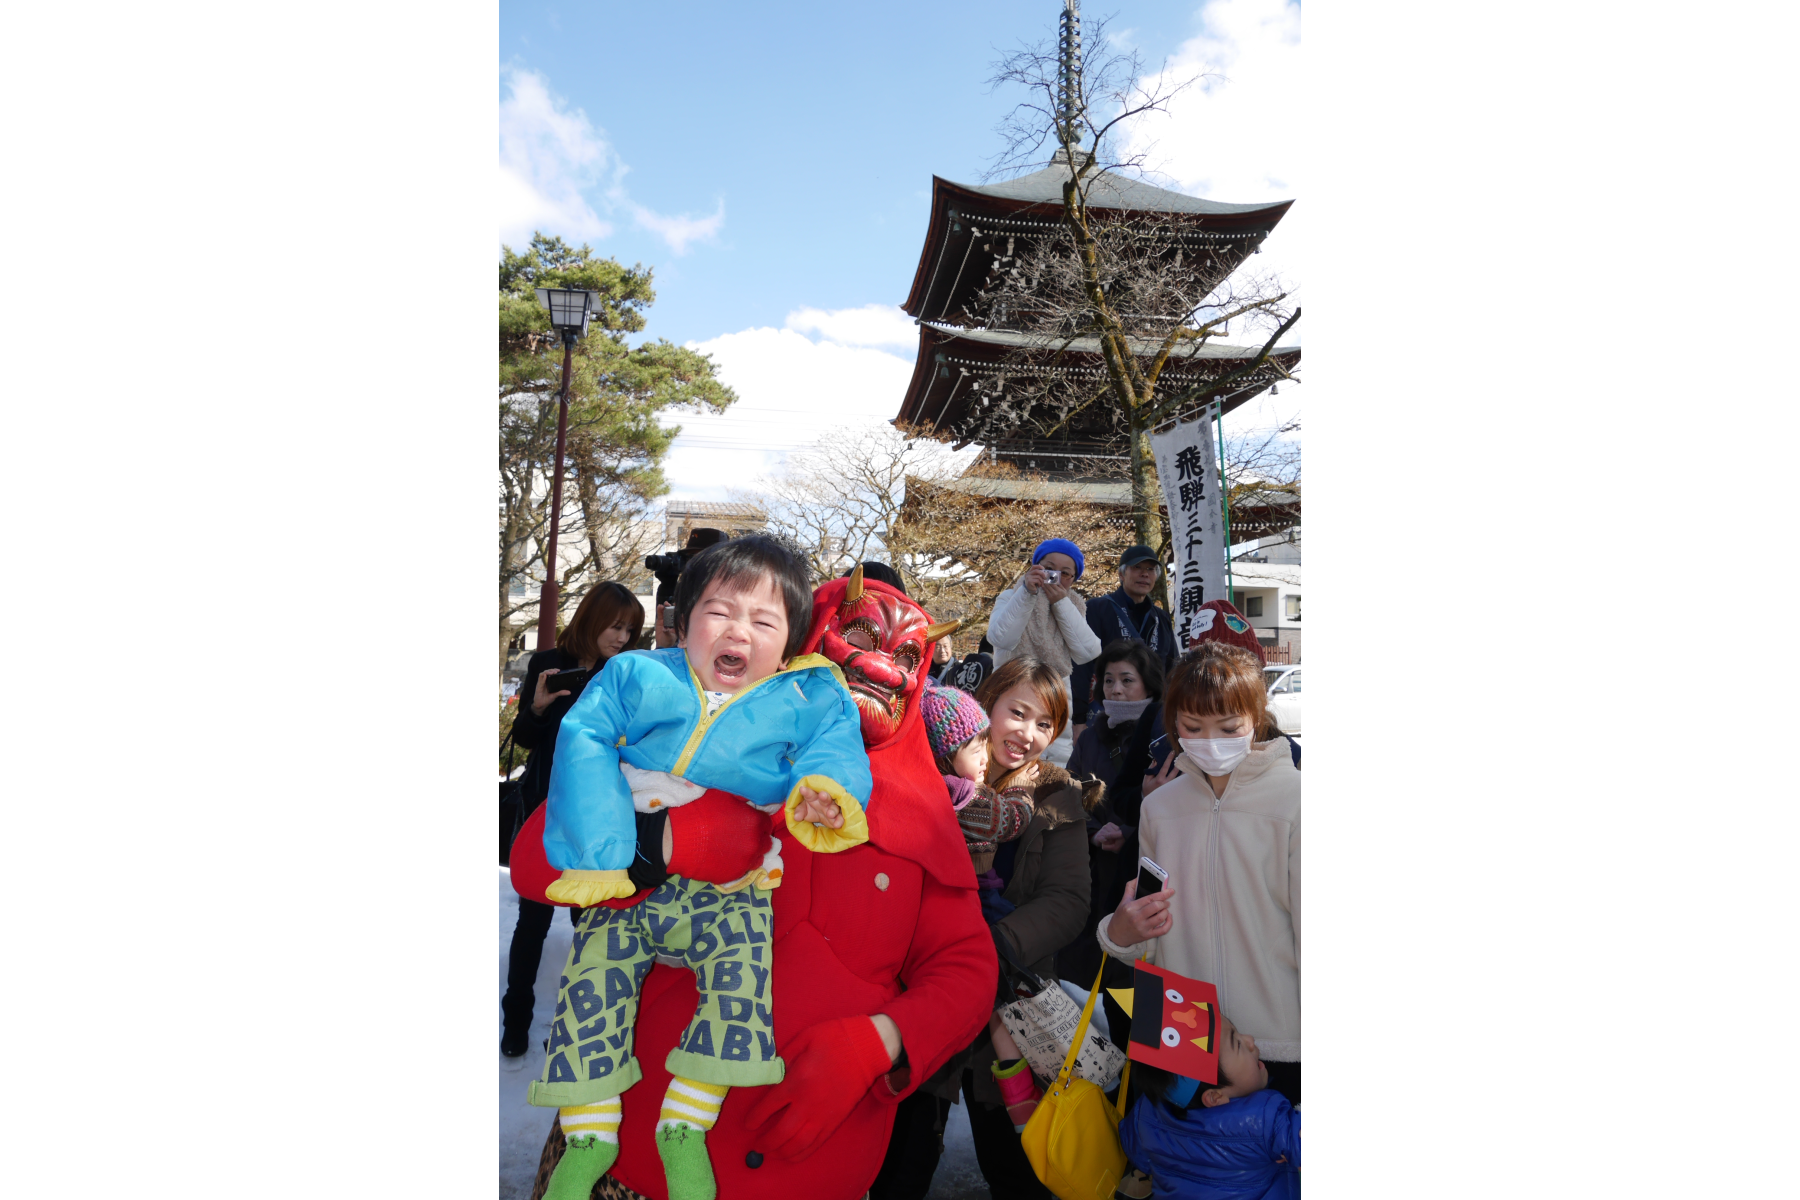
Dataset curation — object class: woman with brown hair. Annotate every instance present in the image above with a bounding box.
[502,581,644,1058]
[1098,637,1302,1107]
[890,656,1095,1200]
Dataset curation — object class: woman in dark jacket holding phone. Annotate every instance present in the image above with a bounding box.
[1058,638,1171,984]
[501,581,644,1057]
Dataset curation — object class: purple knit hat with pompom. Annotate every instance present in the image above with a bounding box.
[920,682,990,762]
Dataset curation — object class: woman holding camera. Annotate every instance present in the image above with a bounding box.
[983,538,1102,768]
[501,580,644,1058]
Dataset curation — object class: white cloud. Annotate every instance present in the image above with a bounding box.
[660,323,920,501]
[1113,0,1303,309]
[630,199,726,255]
[499,67,615,246]
[784,303,918,348]
[1117,1,1305,389]
[498,66,725,253]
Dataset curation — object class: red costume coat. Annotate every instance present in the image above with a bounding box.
[513,577,995,1199]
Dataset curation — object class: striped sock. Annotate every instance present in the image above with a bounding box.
[545,1098,622,1200]
[657,1075,729,1133]
[559,1096,622,1145]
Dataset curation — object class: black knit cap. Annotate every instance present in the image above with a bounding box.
[844,560,907,595]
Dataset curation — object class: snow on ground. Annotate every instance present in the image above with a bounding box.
[499,868,575,1200]
[498,867,990,1200]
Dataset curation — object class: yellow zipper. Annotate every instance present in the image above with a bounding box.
[667,653,841,777]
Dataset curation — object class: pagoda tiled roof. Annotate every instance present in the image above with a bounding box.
[902,164,1293,323]
[895,320,1300,450]
[954,162,1286,216]
[917,324,1298,360]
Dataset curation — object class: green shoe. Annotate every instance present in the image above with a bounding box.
[655,1125,717,1200]
[544,1134,617,1200]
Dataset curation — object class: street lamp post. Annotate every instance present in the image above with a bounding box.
[532,287,601,651]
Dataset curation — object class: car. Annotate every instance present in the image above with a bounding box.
[1263,664,1301,734]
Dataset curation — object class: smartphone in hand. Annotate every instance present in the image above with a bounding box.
[548,668,592,696]
[1136,856,1168,899]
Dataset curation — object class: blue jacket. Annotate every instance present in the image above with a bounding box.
[1119,1088,1300,1200]
[543,647,873,873]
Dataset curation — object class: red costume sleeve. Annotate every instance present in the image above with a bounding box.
[875,870,997,1098]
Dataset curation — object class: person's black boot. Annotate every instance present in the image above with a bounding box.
[501,1024,531,1057]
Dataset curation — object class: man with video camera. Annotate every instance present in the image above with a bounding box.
[646,527,726,647]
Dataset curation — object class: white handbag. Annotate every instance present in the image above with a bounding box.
[994,942,1126,1089]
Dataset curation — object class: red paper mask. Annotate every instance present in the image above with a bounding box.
[1125,962,1221,1083]
[807,567,958,747]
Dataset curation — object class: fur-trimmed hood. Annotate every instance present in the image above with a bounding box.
[997,761,1098,828]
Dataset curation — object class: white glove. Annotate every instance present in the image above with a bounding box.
[621,763,706,813]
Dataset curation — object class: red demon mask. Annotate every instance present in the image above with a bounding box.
[1117,961,1222,1083]
[804,567,959,748]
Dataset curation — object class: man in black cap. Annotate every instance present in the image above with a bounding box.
[1068,545,1177,738]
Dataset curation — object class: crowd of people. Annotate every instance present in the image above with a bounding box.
[501,532,1300,1200]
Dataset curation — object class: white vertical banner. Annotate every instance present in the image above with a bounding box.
[1150,403,1226,647]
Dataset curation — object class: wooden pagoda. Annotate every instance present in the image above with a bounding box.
[891,5,1299,483]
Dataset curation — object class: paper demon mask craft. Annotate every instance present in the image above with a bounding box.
[1108,961,1221,1082]
[815,565,958,745]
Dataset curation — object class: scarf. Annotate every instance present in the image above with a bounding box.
[993,585,1086,679]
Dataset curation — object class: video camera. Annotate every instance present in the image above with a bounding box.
[646,527,727,603]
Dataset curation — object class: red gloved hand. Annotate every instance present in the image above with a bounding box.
[666,788,771,885]
[744,1016,893,1162]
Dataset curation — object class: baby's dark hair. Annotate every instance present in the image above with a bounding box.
[672,534,815,659]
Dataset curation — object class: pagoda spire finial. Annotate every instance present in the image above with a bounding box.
[1056,0,1084,149]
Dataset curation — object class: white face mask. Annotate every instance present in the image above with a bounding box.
[1180,735,1252,777]
[1102,698,1153,723]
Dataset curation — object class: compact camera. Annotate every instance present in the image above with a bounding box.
[1042,568,1062,585]
[545,668,593,697]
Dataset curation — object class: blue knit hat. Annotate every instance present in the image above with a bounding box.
[920,682,990,763]
[1031,538,1085,579]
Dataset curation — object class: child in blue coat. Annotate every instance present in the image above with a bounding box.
[530,536,873,1200]
[1120,1010,1301,1200]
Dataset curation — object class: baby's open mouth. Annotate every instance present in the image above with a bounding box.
[713,653,746,683]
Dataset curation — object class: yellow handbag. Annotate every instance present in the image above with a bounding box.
[1019,960,1133,1200]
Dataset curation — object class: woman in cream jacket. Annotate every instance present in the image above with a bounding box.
[1098,641,1301,1104]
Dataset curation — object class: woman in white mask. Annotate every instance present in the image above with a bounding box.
[1097,624,1302,1107]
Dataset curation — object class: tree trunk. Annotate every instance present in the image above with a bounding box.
[498,590,513,677]
[1128,414,1171,610]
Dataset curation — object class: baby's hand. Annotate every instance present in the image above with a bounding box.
[793,786,845,829]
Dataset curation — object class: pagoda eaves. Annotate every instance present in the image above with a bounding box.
[896,321,1301,458]
[901,163,1294,326]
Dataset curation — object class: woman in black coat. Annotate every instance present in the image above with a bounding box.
[500,581,644,1057]
[1056,638,1171,984]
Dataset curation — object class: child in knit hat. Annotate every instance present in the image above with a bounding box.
[921,682,1033,874]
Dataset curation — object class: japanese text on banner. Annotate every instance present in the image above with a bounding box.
[1150,405,1225,647]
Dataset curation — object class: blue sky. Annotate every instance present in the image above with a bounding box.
[500,0,1303,499]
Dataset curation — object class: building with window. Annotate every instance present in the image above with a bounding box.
[1228,527,1301,662]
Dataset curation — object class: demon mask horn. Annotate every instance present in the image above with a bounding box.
[842,564,865,608]
[923,618,961,643]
